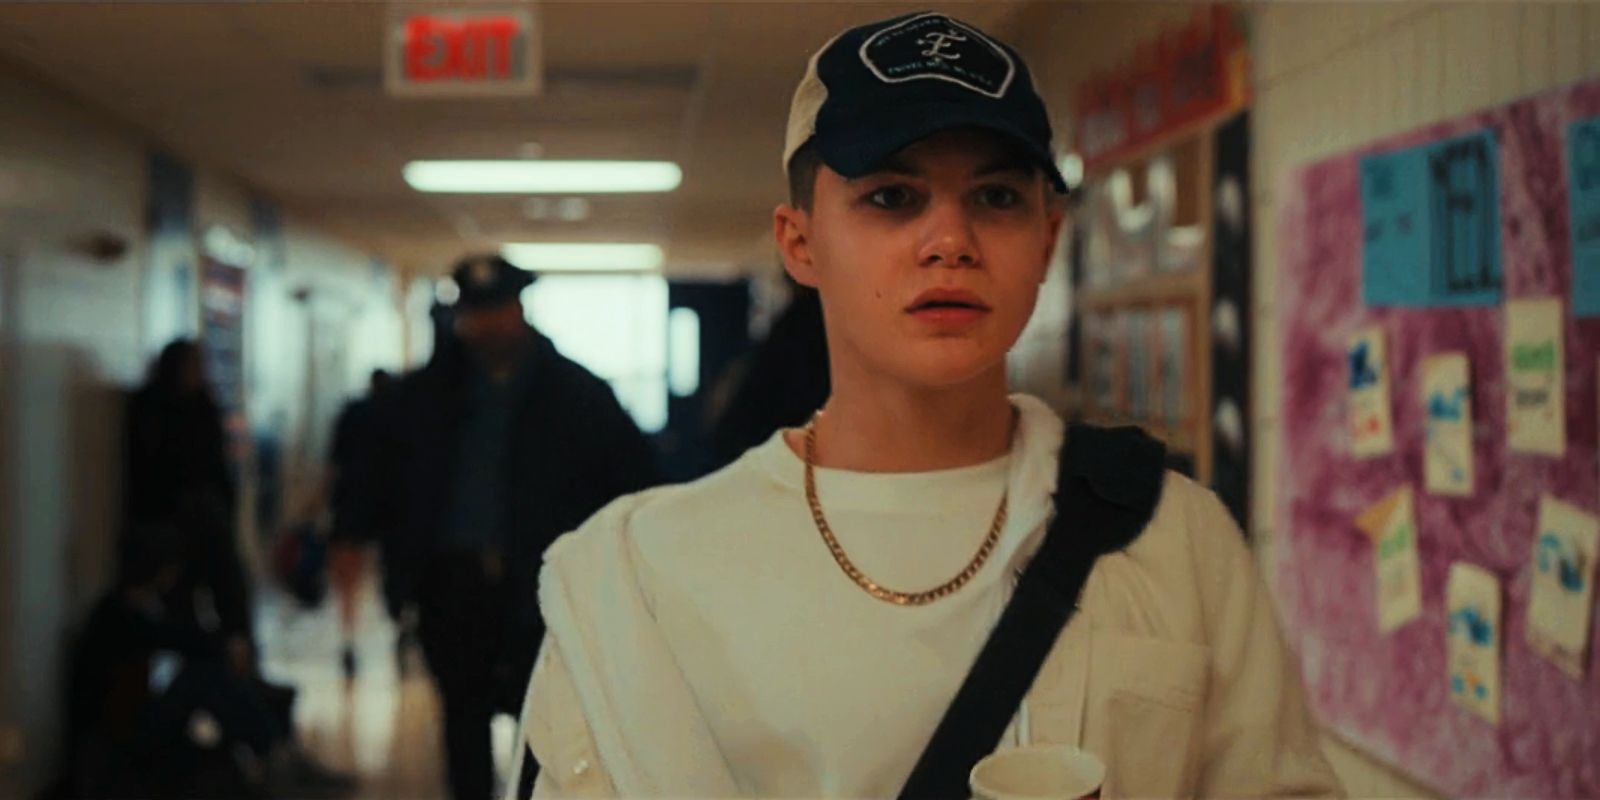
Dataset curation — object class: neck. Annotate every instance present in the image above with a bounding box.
[791,363,1015,473]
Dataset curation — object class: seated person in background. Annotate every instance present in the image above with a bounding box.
[512,11,1341,800]
[55,525,355,800]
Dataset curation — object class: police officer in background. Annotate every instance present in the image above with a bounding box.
[362,254,661,800]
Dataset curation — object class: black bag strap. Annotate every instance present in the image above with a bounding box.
[897,423,1167,800]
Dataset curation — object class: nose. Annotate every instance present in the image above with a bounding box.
[917,198,979,269]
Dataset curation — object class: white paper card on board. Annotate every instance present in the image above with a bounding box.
[1527,496,1599,679]
[1505,297,1565,455]
[1422,353,1474,495]
[1347,326,1395,458]
[1356,486,1424,633]
[1446,562,1502,725]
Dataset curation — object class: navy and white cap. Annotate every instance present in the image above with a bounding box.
[449,253,534,309]
[784,12,1066,193]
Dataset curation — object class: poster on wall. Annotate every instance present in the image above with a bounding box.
[1422,352,1474,495]
[1361,130,1503,307]
[200,256,247,467]
[1447,562,1503,725]
[1568,117,1600,317]
[1527,496,1599,678]
[1505,297,1565,455]
[1347,326,1395,457]
[1356,485,1424,633]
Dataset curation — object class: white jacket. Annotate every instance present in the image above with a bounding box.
[514,397,1341,798]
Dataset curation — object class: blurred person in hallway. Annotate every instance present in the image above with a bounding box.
[706,279,829,470]
[122,340,319,780]
[123,340,256,683]
[50,524,355,800]
[362,254,661,800]
[326,367,394,680]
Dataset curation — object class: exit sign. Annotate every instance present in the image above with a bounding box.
[385,7,541,96]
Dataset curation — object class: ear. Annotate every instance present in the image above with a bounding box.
[773,203,819,288]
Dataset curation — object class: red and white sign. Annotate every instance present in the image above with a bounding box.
[1073,5,1248,173]
[386,7,541,96]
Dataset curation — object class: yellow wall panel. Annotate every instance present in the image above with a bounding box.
[1484,2,1525,107]
[1412,11,1446,129]
[1549,2,1590,88]
[1587,2,1600,66]
[1438,3,1497,120]
[1521,4,1556,96]
[1252,198,1279,315]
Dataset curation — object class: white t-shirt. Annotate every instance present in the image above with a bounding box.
[521,394,1342,799]
[626,429,1033,798]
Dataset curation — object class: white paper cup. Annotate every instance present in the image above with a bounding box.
[969,745,1105,800]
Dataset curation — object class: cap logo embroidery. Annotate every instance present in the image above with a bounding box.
[858,13,1015,99]
[918,29,967,63]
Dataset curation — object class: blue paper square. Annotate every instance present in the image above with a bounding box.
[1568,117,1600,317]
[1362,130,1503,307]
[1362,147,1431,306]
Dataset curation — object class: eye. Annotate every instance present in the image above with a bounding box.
[866,185,919,210]
[976,184,1024,209]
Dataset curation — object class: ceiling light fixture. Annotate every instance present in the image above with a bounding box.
[404,160,682,193]
[500,243,664,272]
[556,198,591,222]
[521,197,592,222]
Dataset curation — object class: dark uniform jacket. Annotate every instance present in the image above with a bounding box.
[360,328,661,677]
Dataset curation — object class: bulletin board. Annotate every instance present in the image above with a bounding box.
[1276,77,1600,796]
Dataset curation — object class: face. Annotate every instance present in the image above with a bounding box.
[454,300,528,363]
[774,129,1063,390]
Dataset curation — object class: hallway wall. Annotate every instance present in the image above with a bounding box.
[1015,2,1600,796]
[0,56,402,796]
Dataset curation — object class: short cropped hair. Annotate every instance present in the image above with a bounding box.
[786,141,824,211]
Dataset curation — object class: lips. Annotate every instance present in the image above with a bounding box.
[906,288,990,314]
[906,288,990,327]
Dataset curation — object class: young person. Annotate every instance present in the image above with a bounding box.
[511,12,1341,799]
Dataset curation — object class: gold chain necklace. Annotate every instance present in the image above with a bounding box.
[802,412,1010,607]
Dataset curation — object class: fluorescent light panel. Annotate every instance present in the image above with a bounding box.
[501,243,664,272]
[404,160,682,193]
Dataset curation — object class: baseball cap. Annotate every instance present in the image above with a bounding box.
[448,253,535,309]
[784,12,1067,193]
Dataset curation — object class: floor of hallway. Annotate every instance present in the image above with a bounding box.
[254,558,521,800]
